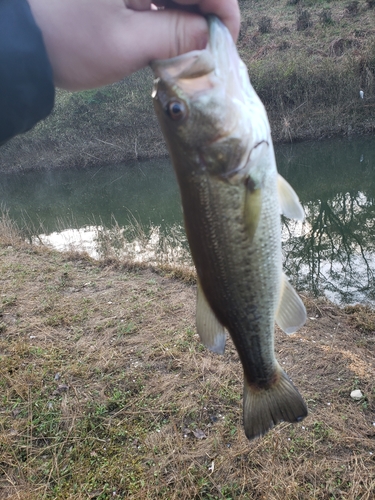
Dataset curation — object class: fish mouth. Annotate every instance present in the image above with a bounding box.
[150,16,241,97]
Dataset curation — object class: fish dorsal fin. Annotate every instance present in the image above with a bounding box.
[276,273,306,334]
[196,282,226,354]
[277,174,304,221]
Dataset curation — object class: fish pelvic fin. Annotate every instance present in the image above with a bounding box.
[243,365,308,440]
[276,273,306,335]
[196,282,226,354]
[275,273,307,335]
[277,174,304,221]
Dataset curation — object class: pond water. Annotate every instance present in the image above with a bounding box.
[1,136,374,306]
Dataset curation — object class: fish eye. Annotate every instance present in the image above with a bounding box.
[166,100,187,121]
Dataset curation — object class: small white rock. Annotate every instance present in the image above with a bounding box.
[350,389,363,400]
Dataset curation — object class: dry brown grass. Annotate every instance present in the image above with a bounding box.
[0,220,374,499]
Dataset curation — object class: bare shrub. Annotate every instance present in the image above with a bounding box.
[258,16,272,34]
[238,17,253,41]
[329,38,355,57]
[279,40,291,51]
[319,8,333,26]
[345,1,359,16]
[296,9,312,31]
[366,0,375,7]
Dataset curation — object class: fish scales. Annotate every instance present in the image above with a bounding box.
[151,16,308,440]
[182,171,281,384]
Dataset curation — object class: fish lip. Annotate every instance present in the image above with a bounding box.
[150,16,228,81]
[150,50,212,81]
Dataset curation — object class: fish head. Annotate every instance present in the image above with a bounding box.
[151,16,271,182]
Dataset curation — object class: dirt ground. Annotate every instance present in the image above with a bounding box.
[0,234,374,499]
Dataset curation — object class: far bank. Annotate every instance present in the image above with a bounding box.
[1,0,375,173]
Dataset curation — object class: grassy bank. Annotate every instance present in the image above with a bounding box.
[0,70,160,173]
[239,0,375,141]
[1,214,374,499]
[1,0,375,173]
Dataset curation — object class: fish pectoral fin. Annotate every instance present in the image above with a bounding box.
[277,174,304,221]
[276,273,306,334]
[196,282,226,354]
[243,364,308,440]
[244,184,262,242]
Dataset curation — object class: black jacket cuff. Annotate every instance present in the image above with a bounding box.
[0,0,55,143]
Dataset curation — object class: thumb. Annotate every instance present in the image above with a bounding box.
[124,10,209,69]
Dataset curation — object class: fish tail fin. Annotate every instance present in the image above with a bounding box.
[243,365,307,440]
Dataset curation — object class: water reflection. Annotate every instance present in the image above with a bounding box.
[282,194,375,305]
[0,158,182,233]
[37,223,192,266]
[37,226,101,258]
[277,137,375,305]
[1,136,375,305]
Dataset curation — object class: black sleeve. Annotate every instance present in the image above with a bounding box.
[0,0,55,143]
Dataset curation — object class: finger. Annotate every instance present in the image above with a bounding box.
[125,0,153,10]
[142,9,209,58]
[112,9,208,76]
[153,1,200,15]
[154,0,240,41]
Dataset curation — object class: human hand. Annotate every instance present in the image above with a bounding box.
[28,0,240,91]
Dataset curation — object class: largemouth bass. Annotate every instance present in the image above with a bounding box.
[151,16,308,440]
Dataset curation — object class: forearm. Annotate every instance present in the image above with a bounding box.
[0,0,239,143]
[27,0,240,91]
[0,0,55,143]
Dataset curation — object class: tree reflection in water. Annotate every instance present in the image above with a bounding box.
[283,194,375,304]
[279,137,375,305]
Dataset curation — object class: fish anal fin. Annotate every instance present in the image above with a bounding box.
[196,282,226,354]
[276,273,306,335]
[278,174,304,221]
[243,365,308,440]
